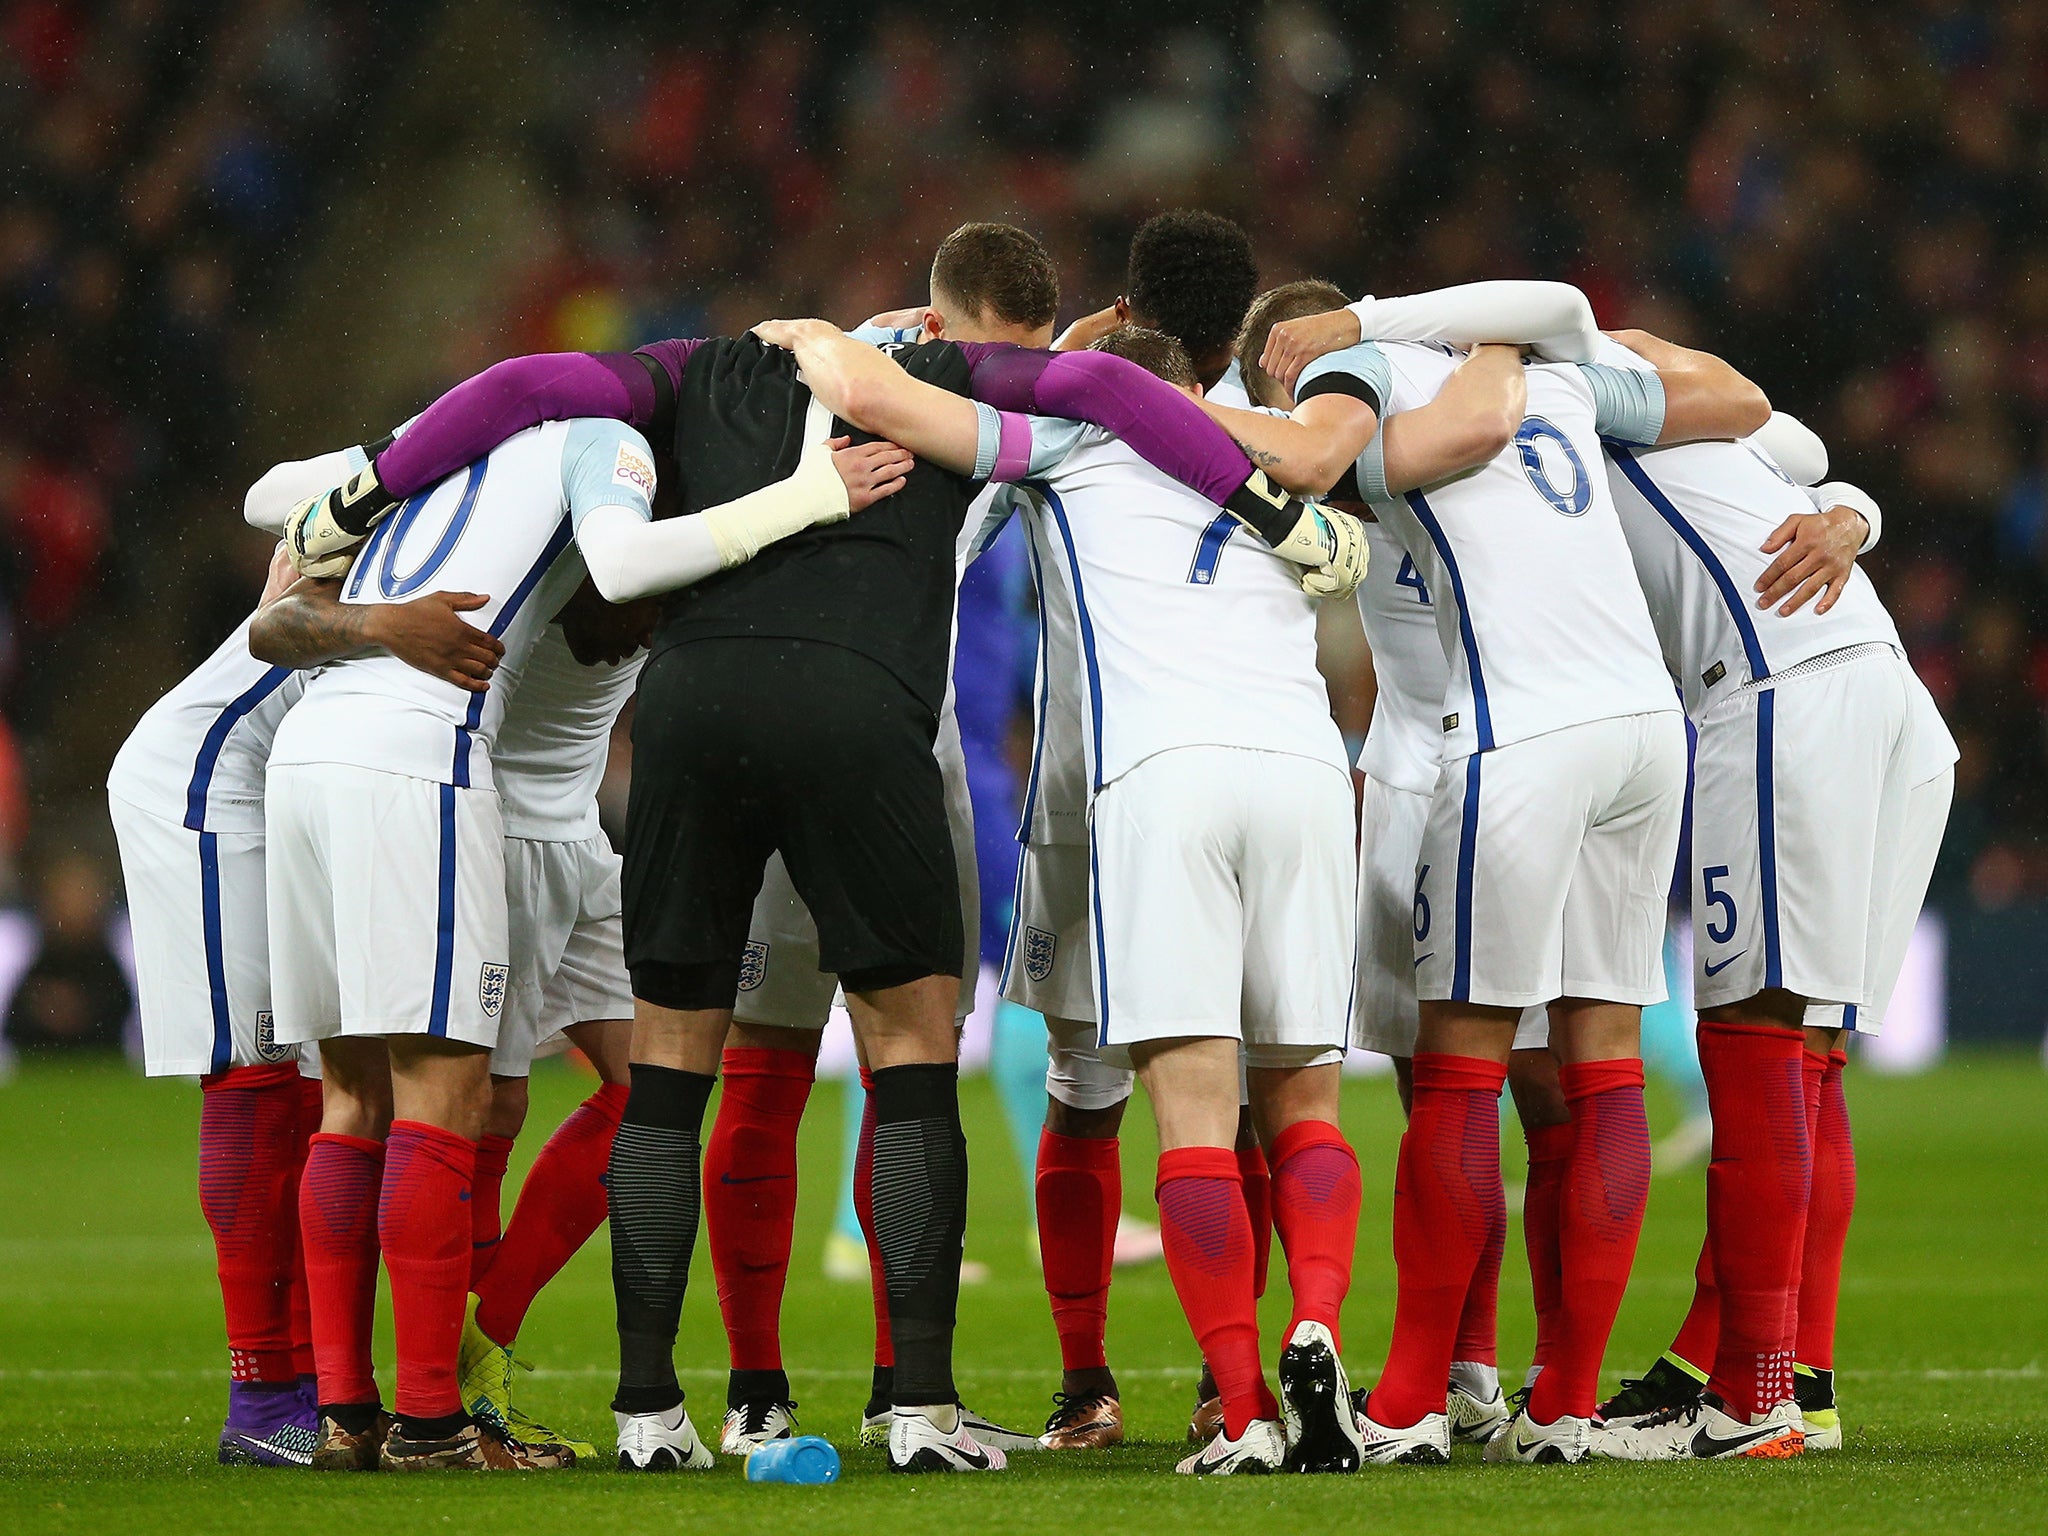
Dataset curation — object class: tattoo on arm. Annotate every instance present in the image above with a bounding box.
[251,583,375,667]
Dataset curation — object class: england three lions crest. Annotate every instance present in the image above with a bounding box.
[253,1010,292,1064]
[479,963,510,1019]
[1023,926,1057,983]
[737,941,770,992]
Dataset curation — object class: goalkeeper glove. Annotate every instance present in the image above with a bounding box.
[282,450,397,578]
[1221,467,1369,600]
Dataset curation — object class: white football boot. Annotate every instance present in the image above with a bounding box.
[1594,1394,1805,1461]
[615,1404,716,1471]
[1446,1364,1511,1445]
[1482,1407,1592,1464]
[1352,1393,1452,1465]
[887,1408,1008,1472]
[1175,1418,1286,1475]
[1277,1321,1364,1472]
[718,1399,796,1456]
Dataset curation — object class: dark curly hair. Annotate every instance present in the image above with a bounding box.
[1124,210,1260,381]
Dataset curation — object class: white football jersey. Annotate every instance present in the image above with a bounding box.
[1208,359,1252,408]
[108,616,305,835]
[1014,429,1349,790]
[491,624,642,841]
[1594,340,1904,719]
[1310,340,1679,757]
[269,418,656,789]
[1355,518,1450,796]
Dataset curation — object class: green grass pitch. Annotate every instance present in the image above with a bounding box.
[2,1053,2043,1533]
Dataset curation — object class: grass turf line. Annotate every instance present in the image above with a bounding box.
[0,1053,2042,1533]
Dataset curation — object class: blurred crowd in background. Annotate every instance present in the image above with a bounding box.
[5,0,2048,1055]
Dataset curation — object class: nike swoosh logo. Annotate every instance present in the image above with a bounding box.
[1703,951,1748,977]
[1414,953,1435,968]
[718,1172,793,1186]
[950,1443,992,1468]
[1692,1422,1783,1456]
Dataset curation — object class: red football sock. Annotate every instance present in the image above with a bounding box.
[1157,1146,1276,1437]
[1667,1237,1720,1377]
[473,1081,627,1346]
[1521,1120,1571,1371]
[854,1069,892,1368]
[1036,1128,1120,1373]
[1237,1141,1273,1301]
[299,1132,385,1406]
[705,1047,814,1372]
[1372,1053,1507,1429]
[1779,1047,1828,1359]
[1528,1058,1650,1424]
[379,1120,477,1420]
[290,1076,323,1378]
[1797,1048,1854,1371]
[1269,1119,1361,1349]
[199,1062,305,1384]
[468,1132,516,1289]
[1696,1023,1809,1418]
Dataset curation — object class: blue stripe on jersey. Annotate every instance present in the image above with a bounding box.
[1034,484,1105,791]
[997,839,1031,997]
[1186,511,1237,585]
[1756,687,1782,990]
[428,783,457,1037]
[451,514,576,786]
[197,830,233,1074]
[1842,1003,1858,1032]
[1014,525,1053,843]
[184,667,293,832]
[1405,490,1494,752]
[1088,818,1112,1047]
[1607,446,1771,682]
[1453,752,1482,1002]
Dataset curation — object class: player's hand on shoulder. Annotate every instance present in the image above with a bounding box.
[1756,506,1863,616]
[1300,505,1369,602]
[753,317,833,351]
[374,591,506,691]
[1261,308,1364,395]
[827,435,914,513]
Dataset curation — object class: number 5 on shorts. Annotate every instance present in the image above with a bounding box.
[1702,864,1738,945]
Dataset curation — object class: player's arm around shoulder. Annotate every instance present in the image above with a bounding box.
[1376,344,1527,496]
[1597,328,1771,445]
[247,573,505,692]
[568,414,915,604]
[754,318,987,477]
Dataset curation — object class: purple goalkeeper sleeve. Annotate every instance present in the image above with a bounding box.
[955,344,1257,503]
[371,344,701,499]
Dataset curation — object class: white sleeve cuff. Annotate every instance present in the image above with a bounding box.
[1810,481,1881,553]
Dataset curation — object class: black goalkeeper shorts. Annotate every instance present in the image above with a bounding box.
[622,637,964,1010]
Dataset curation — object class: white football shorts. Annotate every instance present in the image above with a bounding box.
[267,763,509,1049]
[731,710,978,1029]
[999,839,1095,1024]
[1415,711,1687,1010]
[493,832,633,1075]
[1000,840,1130,1106]
[109,794,311,1078]
[1091,745,1355,1067]
[1353,774,1549,1054]
[1690,644,1957,1032]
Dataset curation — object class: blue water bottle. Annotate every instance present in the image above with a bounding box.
[746,1435,841,1484]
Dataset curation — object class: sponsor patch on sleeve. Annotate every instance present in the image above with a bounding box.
[612,440,657,499]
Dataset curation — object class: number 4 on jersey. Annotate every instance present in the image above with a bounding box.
[1395,552,1432,606]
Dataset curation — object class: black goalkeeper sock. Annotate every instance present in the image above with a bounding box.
[869,1062,968,1408]
[608,1062,716,1416]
